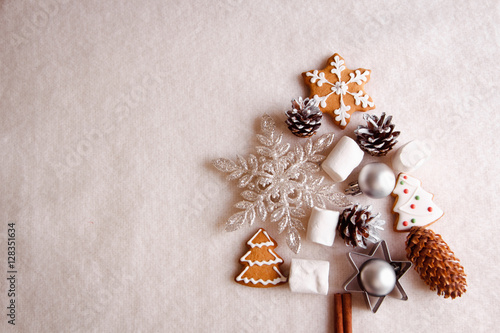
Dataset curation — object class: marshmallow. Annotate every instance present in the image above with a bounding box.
[289,259,330,295]
[306,207,339,246]
[391,140,431,173]
[322,136,364,183]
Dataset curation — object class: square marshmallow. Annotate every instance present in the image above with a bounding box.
[306,207,339,246]
[289,259,329,295]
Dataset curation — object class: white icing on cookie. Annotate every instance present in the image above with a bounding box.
[247,229,274,248]
[240,248,283,267]
[306,55,374,126]
[392,173,444,231]
[235,228,287,287]
[235,266,287,286]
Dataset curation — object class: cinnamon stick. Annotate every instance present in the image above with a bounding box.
[334,293,343,333]
[342,293,352,333]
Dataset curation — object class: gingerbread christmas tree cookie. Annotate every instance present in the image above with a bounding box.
[392,173,444,232]
[302,53,375,129]
[235,228,287,288]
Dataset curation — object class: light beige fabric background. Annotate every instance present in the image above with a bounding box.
[0,0,499,332]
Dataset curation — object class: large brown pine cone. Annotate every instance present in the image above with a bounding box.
[406,227,467,299]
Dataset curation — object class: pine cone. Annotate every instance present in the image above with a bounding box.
[406,227,467,299]
[285,97,322,138]
[337,204,385,248]
[355,112,400,156]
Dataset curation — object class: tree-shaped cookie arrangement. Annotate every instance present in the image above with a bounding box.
[235,228,287,288]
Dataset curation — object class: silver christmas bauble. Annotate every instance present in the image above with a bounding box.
[358,163,396,199]
[359,259,397,296]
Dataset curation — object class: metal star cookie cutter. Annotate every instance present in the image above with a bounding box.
[343,240,412,313]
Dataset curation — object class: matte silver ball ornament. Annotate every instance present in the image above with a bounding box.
[358,163,396,198]
[359,259,397,296]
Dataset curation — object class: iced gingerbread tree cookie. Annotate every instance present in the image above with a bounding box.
[302,53,375,129]
[235,228,287,288]
[392,173,444,232]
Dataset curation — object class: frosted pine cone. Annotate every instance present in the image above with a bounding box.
[406,227,467,299]
[355,112,400,156]
[285,97,322,138]
[337,204,385,248]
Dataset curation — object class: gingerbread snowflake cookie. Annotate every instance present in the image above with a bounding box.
[302,53,375,129]
[392,173,444,232]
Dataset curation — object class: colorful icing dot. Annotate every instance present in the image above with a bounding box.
[404,189,409,194]
[415,196,420,200]
[403,175,407,179]
[403,221,408,227]
[410,204,416,209]
[411,219,416,223]
[400,181,404,185]
[428,207,433,212]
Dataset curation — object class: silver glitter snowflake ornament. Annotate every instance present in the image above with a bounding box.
[213,115,351,253]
